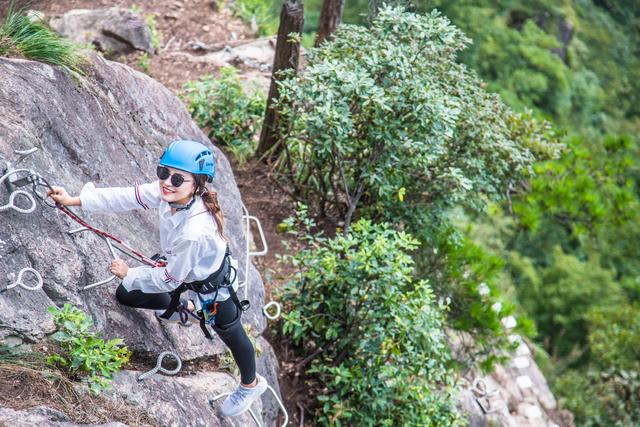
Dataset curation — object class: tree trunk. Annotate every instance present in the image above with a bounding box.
[256,0,304,162]
[315,0,344,47]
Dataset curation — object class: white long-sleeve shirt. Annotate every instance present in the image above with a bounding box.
[79,180,230,301]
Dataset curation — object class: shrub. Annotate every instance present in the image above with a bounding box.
[0,4,86,73]
[279,209,462,426]
[181,67,266,164]
[229,0,278,36]
[270,6,560,231]
[47,303,131,394]
[555,367,640,427]
[510,246,624,359]
[588,303,640,372]
[554,304,640,426]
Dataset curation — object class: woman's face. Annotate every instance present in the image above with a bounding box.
[158,166,196,205]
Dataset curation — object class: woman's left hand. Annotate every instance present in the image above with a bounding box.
[110,259,129,279]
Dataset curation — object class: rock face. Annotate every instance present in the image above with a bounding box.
[459,338,574,427]
[0,406,126,427]
[181,37,278,72]
[110,370,257,427]
[0,55,280,425]
[49,8,155,55]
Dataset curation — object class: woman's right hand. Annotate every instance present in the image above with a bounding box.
[46,186,75,206]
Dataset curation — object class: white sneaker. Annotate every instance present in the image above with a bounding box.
[220,374,268,417]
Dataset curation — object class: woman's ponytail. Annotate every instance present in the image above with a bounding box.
[196,176,227,241]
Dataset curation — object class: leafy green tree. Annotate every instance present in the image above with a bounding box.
[588,303,640,372]
[272,5,559,233]
[510,135,640,287]
[510,247,624,359]
[271,5,556,374]
[280,212,462,426]
[422,224,536,371]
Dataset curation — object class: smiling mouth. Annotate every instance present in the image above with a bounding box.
[162,186,175,194]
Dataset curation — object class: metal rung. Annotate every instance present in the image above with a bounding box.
[246,215,268,256]
[69,227,120,290]
[239,203,269,300]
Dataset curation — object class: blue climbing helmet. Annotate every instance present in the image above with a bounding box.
[159,140,215,183]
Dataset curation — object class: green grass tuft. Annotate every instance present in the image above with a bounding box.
[0,3,86,74]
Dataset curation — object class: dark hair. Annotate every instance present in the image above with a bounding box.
[194,175,227,241]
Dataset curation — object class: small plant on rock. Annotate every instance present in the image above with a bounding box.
[47,303,131,394]
[138,52,151,74]
[0,3,86,73]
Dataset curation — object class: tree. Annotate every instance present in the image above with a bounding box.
[314,0,344,46]
[270,6,560,232]
[256,0,304,161]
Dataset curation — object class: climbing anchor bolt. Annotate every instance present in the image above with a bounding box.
[137,351,182,381]
[262,301,282,320]
[1,268,43,294]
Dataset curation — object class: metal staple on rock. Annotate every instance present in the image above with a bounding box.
[238,203,268,300]
[0,169,37,214]
[0,267,43,294]
[137,351,182,381]
[262,301,282,320]
[238,203,286,323]
[470,377,506,415]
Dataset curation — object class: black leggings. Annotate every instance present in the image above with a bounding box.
[115,285,256,384]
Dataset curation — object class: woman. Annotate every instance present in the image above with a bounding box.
[47,139,267,417]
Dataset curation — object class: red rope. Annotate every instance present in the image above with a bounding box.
[32,174,166,268]
[56,204,166,268]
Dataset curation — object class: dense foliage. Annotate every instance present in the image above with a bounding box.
[224,0,640,422]
[280,209,462,426]
[263,0,640,424]
[181,67,266,164]
[272,6,560,232]
[47,304,131,394]
[272,7,560,424]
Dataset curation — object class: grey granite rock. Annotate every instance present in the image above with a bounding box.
[0,54,276,425]
[49,8,155,55]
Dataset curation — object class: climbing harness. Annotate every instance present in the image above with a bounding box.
[162,245,248,339]
[209,384,289,427]
[0,267,43,294]
[137,351,182,381]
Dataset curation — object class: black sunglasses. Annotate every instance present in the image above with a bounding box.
[156,166,193,187]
